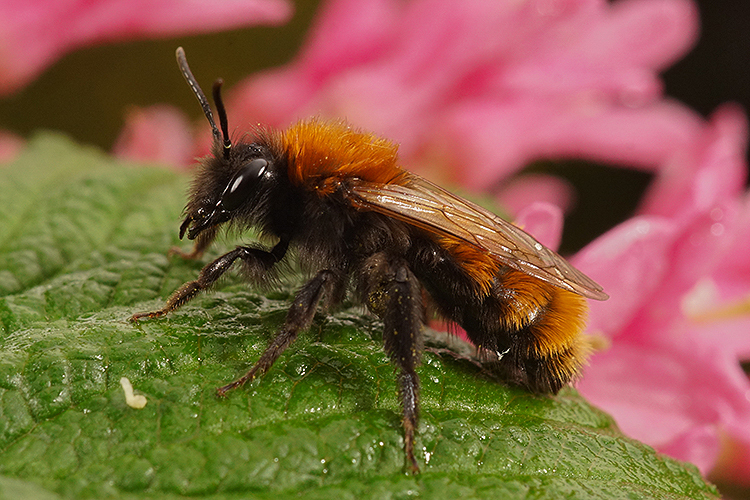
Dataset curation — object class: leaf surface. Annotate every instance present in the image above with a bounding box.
[0,134,719,499]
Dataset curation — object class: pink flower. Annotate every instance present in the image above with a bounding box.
[0,0,292,96]
[112,105,195,167]
[495,174,574,218]
[514,201,565,251]
[574,107,750,478]
[640,105,749,220]
[226,0,701,194]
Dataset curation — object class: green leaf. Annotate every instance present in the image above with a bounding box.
[0,134,719,499]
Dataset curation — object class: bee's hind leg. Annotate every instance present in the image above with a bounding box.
[359,253,425,474]
[216,267,345,396]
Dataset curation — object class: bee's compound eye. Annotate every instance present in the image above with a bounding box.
[221,158,268,211]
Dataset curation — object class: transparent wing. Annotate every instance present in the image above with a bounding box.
[346,174,608,300]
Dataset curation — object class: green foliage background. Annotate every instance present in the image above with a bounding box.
[0,134,719,499]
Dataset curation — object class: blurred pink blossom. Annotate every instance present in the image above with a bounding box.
[496,173,574,217]
[640,105,749,219]
[514,200,565,251]
[0,130,24,163]
[0,0,292,96]
[574,106,750,478]
[112,104,195,166]
[226,0,701,194]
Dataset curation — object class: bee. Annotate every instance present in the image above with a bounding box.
[131,47,608,473]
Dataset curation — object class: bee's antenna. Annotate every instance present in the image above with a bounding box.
[175,47,232,158]
[212,79,232,160]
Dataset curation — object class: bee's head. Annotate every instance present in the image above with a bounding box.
[175,47,278,241]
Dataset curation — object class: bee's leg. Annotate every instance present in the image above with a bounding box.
[359,253,424,474]
[216,268,343,396]
[130,240,288,322]
[168,227,217,260]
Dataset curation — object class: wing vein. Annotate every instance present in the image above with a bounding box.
[345,174,608,300]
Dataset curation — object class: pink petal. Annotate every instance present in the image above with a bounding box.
[296,0,400,79]
[687,299,750,361]
[586,0,699,70]
[0,0,292,95]
[688,197,750,361]
[578,336,750,474]
[636,203,741,339]
[579,344,714,448]
[228,0,400,128]
[714,193,750,281]
[572,216,676,336]
[658,425,721,475]
[513,201,564,251]
[226,69,303,129]
[0,129,24,163]
[640,104,749,217]
[440,99,703,189]
[496,174,574,218]
[112,105,195,168]
[500,0,698,105]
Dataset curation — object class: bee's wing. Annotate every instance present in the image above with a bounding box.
[346,174,608,300]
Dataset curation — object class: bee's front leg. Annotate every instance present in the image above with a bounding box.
[130,240,287,322]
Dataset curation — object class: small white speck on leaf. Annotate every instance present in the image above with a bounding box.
[120,377,147,409]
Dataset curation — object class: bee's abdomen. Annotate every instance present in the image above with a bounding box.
[409,239,592,394]
[480,269,591,394]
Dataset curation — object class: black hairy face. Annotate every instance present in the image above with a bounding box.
[180,140,281,241]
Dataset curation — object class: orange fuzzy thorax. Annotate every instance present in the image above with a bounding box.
[281,119,408,188]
